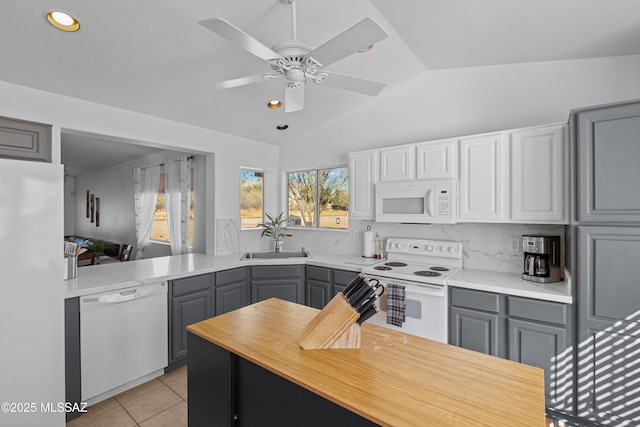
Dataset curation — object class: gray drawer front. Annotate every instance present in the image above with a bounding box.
[171,274,212,297]
[216,267,247,285]
[306,266,331,282]
[507,296,567,325]
[251,265,303,279]
[333,269,360,286]
[450,288,500,313]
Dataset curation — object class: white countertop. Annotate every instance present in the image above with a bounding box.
[65,252,365,298]
[448,268,573,304]
[65,252,573,304]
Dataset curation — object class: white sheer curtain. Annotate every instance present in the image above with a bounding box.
[133,165,161,259]
[165,156,192,255]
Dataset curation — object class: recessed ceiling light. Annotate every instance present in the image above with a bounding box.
[276,124,289,130]
[359,45,373,53]
[46,11,80,32]
[267,100,282,109]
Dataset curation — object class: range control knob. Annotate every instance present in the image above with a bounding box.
[439,246,447,252]
[449,246,457,254]
[426,245,433,252]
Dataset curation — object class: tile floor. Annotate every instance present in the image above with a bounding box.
[66,365,187,427]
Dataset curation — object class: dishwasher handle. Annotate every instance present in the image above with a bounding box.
[80,282,167,311]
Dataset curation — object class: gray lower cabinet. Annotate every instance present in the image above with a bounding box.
[332,269,360,296]
[449,287,572,411]
[449,306,501,357]
[0,116,52,162]
[306,265,332,309]
[169,273,215,368]
[306,266,360,308]
[215,267,249,315]
[575,226,640,425]
[64,297,82,422]
[250,265,304,304]
[507,296,572,413]
[449,287,504,357]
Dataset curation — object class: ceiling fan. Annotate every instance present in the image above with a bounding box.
[198,0,388,112]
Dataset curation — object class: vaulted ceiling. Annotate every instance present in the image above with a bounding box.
[3,0,640,148]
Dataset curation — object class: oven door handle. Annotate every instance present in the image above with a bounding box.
[362,275,445,296]
[402,283,445,296]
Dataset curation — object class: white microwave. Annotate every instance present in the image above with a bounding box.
[375,180,457,224]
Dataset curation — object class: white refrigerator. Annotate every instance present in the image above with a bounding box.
[0,158,66,426]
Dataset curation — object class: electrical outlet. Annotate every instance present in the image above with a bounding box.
[509,237,521,252]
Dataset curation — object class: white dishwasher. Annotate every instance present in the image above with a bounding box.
[80,281,168,403]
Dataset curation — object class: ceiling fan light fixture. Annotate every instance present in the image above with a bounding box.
[46,10,80,32]
[276,124,289,130]
[267,100,282,109]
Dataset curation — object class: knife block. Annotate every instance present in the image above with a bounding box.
[299,293,361,349]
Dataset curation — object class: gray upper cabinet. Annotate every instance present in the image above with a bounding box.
[0,116,52,163]
[574,100,640,223]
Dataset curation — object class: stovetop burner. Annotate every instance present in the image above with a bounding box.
[430,266,450,272]
[414,270,442,277]
[385,262,408,267]
[374,266,392,271]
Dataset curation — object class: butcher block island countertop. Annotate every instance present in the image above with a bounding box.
[186,298,545,427]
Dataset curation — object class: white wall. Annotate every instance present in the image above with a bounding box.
[0,81,280,254]
[63,176,76,235]
[70,150,204,258]
[272,55,640,262]
[280,55,640,169]
[0,80,279,427]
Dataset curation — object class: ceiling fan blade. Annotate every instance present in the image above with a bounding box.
[211,74,272,91]
[285,85,304,113]
[198,18,283,62]
[320,72,386,96]
[304,18,388,68]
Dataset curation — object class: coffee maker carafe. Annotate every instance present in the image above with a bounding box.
[522,235,562,283]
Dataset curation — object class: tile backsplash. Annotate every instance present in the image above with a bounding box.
[217,218,565,274]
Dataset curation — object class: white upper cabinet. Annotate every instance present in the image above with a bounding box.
[348,123,567,224]
[458,133,507,222]
[416,140,457,179]
[510,125,567,223]
[380,145,415,182]
[348,150,379,220]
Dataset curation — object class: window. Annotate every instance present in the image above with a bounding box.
[287,166,348,230]
[150,167,195,244]
[240,169,264,229]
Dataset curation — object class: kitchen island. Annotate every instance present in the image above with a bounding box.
[187,298,545,427]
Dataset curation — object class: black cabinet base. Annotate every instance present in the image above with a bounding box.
[187,332,378,427]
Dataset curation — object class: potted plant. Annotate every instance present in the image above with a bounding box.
[87,239,111,253]
[258,212,292,252]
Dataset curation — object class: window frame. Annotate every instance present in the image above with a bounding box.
[149,163,195,246]
[240,167,265,230]
[286,164,349,231]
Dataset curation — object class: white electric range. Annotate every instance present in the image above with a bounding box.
[361,237,463,342]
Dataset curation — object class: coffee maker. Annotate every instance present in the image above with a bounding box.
[522,235,562,283]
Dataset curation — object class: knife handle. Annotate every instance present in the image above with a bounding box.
[343,275,367,299]
[357,305,379,325]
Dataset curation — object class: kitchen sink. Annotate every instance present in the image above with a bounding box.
[241,251,311,260]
